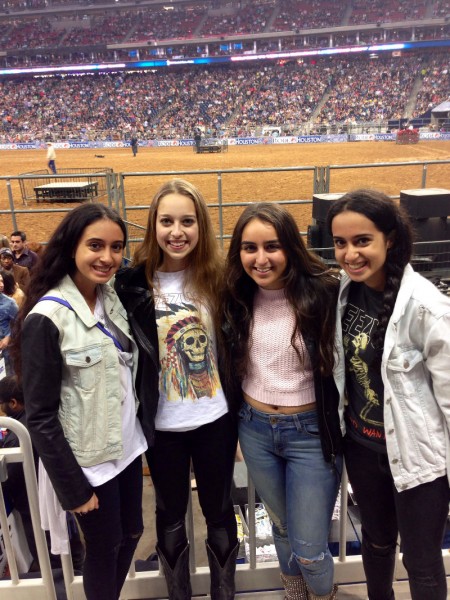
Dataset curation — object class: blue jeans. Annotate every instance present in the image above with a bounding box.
[238,402,342,596]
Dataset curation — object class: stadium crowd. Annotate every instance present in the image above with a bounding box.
[315,55,419,125]
[412,55,450,117]
[0,0,447,58]
[0,51,448,142]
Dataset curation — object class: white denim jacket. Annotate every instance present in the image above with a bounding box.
[25,275,139,467]
[334,264,450,491]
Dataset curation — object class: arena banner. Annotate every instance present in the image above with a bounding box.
[375,133,396,141]
[15,142,38,149]
[297,136,323,144]
[349,133,396,141]
[420,131,450,140]
[320,134,348,143]
[156,140,180,147]
[272,136,298,144]
[100,141,126,148]
[1,132,449,150]
[67,141,92,148]
[230,137,262,145]
[0,142,37,149]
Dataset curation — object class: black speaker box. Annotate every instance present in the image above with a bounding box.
[400,188,450,219]
[312,193,346,223]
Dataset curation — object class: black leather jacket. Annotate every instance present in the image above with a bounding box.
[115,265,160,448]
[303,335,343,464]
[115,265,241,447]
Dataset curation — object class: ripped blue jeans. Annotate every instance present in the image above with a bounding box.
[238,402,341,596]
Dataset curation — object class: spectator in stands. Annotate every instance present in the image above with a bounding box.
[0,269,25,308]
[46,142,57,174]
[0,248,30,293]
[0,235,10,249]
[0,271,18,376]
[328,189,450,600]
[10,230,39,272]
[0,375,85,573]
[222,203,342,600]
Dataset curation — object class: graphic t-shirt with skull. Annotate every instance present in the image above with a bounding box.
[153,269,228,432]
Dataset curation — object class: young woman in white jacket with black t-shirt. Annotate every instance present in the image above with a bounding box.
[328,189,450,600]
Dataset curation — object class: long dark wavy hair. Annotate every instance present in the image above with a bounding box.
[326,188,413,350]
[222,202,338,385]
[12,203,127,377]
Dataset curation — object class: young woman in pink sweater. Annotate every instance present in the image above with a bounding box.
[222,203,343,600]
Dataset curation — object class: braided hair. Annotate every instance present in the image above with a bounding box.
[326,189,414,350]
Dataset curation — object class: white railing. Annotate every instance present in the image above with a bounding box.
[1,417,449,599]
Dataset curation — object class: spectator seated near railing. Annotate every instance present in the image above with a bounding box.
[0,270,18,377]
[0,269,25,309]
[0,375,85,573]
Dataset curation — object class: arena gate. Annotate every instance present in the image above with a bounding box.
[18,168,114,205]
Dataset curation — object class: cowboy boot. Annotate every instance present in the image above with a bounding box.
[156,543,192,600]
[205,540,240,599]
[280,572,309,600]
[307,583,338,599]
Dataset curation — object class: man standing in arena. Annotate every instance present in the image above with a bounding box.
[131,135,138,156]
[194,127,202,153]
[46,142,57,174]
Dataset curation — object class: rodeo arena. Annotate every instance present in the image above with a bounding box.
[0,0,450,599]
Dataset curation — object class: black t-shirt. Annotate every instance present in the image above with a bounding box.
[342,282,386,452]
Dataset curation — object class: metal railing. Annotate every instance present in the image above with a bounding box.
[1,159,450,249]
[1,418,450,598]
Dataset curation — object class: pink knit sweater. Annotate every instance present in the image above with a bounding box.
[242,287,316,407]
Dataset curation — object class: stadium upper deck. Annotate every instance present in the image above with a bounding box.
[0,0,448,69]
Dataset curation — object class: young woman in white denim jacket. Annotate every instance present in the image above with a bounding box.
[327,189,450,600]
[14,203,147,600]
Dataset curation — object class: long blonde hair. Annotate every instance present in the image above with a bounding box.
[133,178,224,310]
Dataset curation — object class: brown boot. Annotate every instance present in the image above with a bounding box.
[280,572,309,600]
[307,583,338,599]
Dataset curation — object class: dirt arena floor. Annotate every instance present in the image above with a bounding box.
[1,140,449,248]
